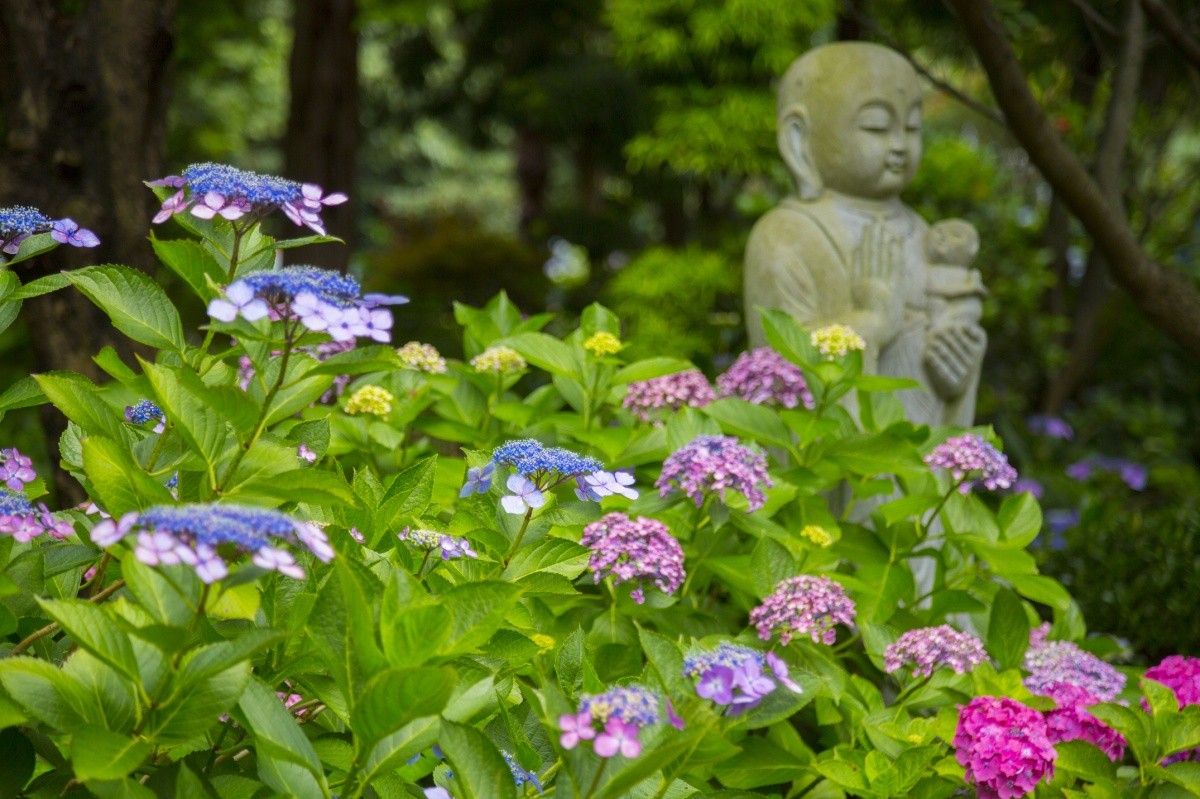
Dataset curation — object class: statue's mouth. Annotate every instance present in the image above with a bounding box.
[885,157,908,173]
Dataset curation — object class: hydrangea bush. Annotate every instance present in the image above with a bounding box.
[0,173,1197,799]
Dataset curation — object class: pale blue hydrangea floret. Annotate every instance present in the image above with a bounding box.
[579,685,660,727]
[182,162,303,205]
[501,750,543,792]
[0,206,51,238]
[492,438,603,478]
[242,265,361,306]
[0,488,33,516]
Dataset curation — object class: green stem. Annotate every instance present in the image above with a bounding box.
[416,548,433,580]
[226,227,244,282]
[217,318,299,492]
[503,507,535,567]
[582,758,609,799]
[144,426,171,472]
[919,478,966,537]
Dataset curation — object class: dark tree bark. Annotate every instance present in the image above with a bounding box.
[947,0,1200,361]
[284,0,359,274]
[0,1,176,501]
[515,128,551,241]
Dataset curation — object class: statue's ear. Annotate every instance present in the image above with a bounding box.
[779,106,821,200]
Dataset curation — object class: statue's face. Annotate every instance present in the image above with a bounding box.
[806,62,923,200]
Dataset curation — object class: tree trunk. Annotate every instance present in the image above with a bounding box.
[283,0,359,273]
[515,128,551,241]
[0,0,176,502]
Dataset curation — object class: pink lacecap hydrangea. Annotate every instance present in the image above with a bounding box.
[655,435,772,512]
[1024,623,1126,702]
[885,625,987,678]
[925,433,1018,493]
[715,347,814,410]
[750,575,855,646]
[954,696,1057,799]
[580,512,685,603]
[1144,655,1200,764]
[622,370,715,424]
[1038,681,1126,761]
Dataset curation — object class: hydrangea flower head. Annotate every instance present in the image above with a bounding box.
[470,346,526,373]
[1036,681,1126,761]
[581,512,685,603]
[925,433,1018,493]
[885,625,987,678]
[0,205,99,254]
[683,643,801,715]
[1067,456,1147,491]
[1027,415,1074,440]
[656,435,772,511]
[750,575,856,646]
[622,370,714,424]
[954,696,1056,799]
[0,488,70,543]
[716,348,814,409]
[1144,655,1200,764]
[583,331,623,357]
[1023,624,1125,701]
[561,684,671,759]
[151,163,345,235]
[398,528,478,561]
[397,341,448,373]
[88,503,333,583]
[799,525,833,547]
[345,385,394,416]
[491,439,603,479]
[124,399,166,434]
[810,324,865,358]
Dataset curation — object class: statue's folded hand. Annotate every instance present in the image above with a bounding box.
[924,323,986,399]
[851,221,904,343]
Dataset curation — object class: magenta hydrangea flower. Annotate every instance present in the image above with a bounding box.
[656,435,772,512]
[885,625,987,678]
[750,575,856,646]
[954,696,1056,799]
[1037,681,1126,761]
[716,347,814,409]
[580,512,685,604]
[925,433,1018,493]
[1145,655,1200,764]
[559,684,674,759]
[1024,624,1126,701]
[622,369,715,424]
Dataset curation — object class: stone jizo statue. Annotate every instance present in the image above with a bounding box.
[745,42,987,427]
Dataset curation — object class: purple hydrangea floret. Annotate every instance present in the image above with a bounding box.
[656,435,772,511]
[885,625,987,678]
[925,433,1018,493]
[716,347,814,409]
[750,575,856,646]
[622,369,715,424]
[559,684,676,760]
[954,696,1056,799]
[0,205,99,254]
[581,512,685,604]
[683,642,801,715]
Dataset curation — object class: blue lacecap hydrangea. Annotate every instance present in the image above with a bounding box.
[126,399,164,425]
[0,488,33,516]
[138,505,296,551]
[0,206,51,238]
[182,163,302,205]
[492,438,602,477]
[683,642,765,676]
[242,266,361,305]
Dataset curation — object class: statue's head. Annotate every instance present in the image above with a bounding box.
[777,43,922,201]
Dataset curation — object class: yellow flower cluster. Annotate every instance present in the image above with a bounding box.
[396,341,447,374]
[583,331,623,357]
[345,385,394,416]
[470,345,527,373]
[810,324,866,358]
[799,524,833,547]
[530,633,556,652]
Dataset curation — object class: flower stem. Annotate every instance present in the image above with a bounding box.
[919,477,966,538]
[582,758,609,799]
[503,507,535,567]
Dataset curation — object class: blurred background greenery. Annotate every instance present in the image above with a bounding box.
[2,0,1199,660]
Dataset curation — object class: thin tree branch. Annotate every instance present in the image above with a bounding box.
[847,8,1005,125]
[1064,0,1120,36]
[945,0,1200,360]
[1140,0,1200,72]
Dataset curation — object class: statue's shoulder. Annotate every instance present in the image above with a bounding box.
[747,198,843,267]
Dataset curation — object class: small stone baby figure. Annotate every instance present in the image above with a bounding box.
[923,218,987,410]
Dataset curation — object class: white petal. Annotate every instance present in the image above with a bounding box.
[207,299,239,322]
[500,495,528,515]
